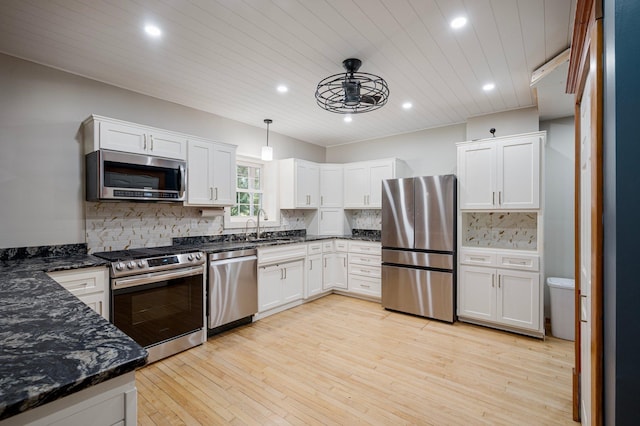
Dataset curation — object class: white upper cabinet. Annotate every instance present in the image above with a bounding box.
[84,115,187,160]
[319,164,343,208]
[279,159,320,208]
[457,132,543,210]
[344,158,404,209]
[185,138,236,206]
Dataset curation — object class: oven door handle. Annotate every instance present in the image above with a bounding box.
[112,265,204,290]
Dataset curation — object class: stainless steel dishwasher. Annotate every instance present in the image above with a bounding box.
[208,249,258,332]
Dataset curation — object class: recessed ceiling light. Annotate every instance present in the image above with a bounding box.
[277,85,288,93]
[482,82,496,91]
[450,16,467,29]
[344,115,352,123]
[402,102,413,110]
[144,24,162,38]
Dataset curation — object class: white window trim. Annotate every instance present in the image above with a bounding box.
[224,155,280,230]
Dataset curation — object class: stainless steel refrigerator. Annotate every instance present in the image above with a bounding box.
[381,175,456,322]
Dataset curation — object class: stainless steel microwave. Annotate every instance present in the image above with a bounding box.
[86,150,186,202]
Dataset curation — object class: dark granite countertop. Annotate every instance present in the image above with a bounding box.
[0,251,147,421]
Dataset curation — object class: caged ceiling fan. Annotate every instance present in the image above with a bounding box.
[315,58,390,114]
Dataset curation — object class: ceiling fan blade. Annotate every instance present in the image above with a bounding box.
[360,95,381,105]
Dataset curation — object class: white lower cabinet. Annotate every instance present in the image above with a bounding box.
[47,267,109,320]
[258,260,304,313]
[323,252,347,290]
[0,372,136,426]
[306,253,323,299]
[347,241,382,299]
[458,250,542,335]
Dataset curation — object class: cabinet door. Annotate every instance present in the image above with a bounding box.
[258,265,282,312]
[186,140,214,205]
[78,292,107,319]
[211,143,236,206]
[306,254,323,299]
[458,143,496,210]
[334,253,348,289]
[148,131,187,160]
[343,164,368,208]
[322,253,336,290]
[282,261,304,303]
[496,269,540,330]
[497,135,540,209]
[458,265,496,321]
[318,209,345,235]
[367,161,393,208]
[296,161,319,207]
[320,165,343,207]
[98,121,147,155]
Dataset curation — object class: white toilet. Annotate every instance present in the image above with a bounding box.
[547,277,575,341]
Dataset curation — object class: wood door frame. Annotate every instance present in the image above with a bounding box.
[567,0,604,423]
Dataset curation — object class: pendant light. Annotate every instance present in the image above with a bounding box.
[261,119,273,161]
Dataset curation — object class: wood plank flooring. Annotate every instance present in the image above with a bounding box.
[136,294,577,425]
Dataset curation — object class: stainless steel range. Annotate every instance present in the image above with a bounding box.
[93,247,206,363]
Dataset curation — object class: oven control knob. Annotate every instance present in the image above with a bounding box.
[126,261,135,269]
[137,261,144,268]
[195,253,203,260]
[187,253,195,261]
[114,262,125,271]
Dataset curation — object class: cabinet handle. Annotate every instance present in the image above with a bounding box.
[324,258,327,268]
[309,260,313,271]
[492,191,495,205]
[498,275,501,288]
[214,187,218,200]
[360,283,371,288]
[508,260,527,265]
[284,268,287,279]
[280,268,284,280]
[209,187,213,200]
[150,135,154,151]
[498,191,501,205]
[469,256,484,261]
[492,274,495,288]
[143,135,147,150]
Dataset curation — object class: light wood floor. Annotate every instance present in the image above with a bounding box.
[136,294,577,425]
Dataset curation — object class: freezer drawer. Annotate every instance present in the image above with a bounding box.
[381,264,454,323]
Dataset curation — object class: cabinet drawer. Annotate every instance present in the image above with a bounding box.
[348,241,381,255]
[258,244,307,265]
[322,241,334,252]
[348,263,381,278]
[307,242,323,255]
[348,275,381,297]
[47,267,108,296]
[335,239,349,252]
[348,253,381,267]
[460,250,496,266]
[497,253,539,271]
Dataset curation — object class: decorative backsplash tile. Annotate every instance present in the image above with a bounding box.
[462,212,538,250]
[349,210,382,230]
[85,202,307,253]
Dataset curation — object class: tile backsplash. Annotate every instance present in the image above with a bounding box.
[85,202,306,253]
[349,210,382,230]
[462,212,538,250]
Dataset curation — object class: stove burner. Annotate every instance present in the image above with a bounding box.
[92,246,197,262]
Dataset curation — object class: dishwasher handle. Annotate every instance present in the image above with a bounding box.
[210,254,257,268]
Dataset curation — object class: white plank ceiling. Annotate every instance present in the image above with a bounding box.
[0,0,576,146]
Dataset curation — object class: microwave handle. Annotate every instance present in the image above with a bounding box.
[179,163,186,194]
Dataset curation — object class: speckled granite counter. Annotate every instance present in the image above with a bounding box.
[0,250,147,421]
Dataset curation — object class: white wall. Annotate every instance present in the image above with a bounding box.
[540,116,575,317]
[466,106,539,140]
[325,123,466,176]
[0,53,323,248]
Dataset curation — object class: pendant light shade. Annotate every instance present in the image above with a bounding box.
[261,119,273,161]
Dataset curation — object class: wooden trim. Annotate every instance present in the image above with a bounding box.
[590,18,604,426]
[567,0,594,94]
[573,100,581,422]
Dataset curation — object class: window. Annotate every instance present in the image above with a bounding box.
[224,156,279,230]
[230,161,263,218]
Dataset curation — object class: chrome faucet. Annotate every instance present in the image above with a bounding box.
[244,218,257,241]
[256,208,268,239]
